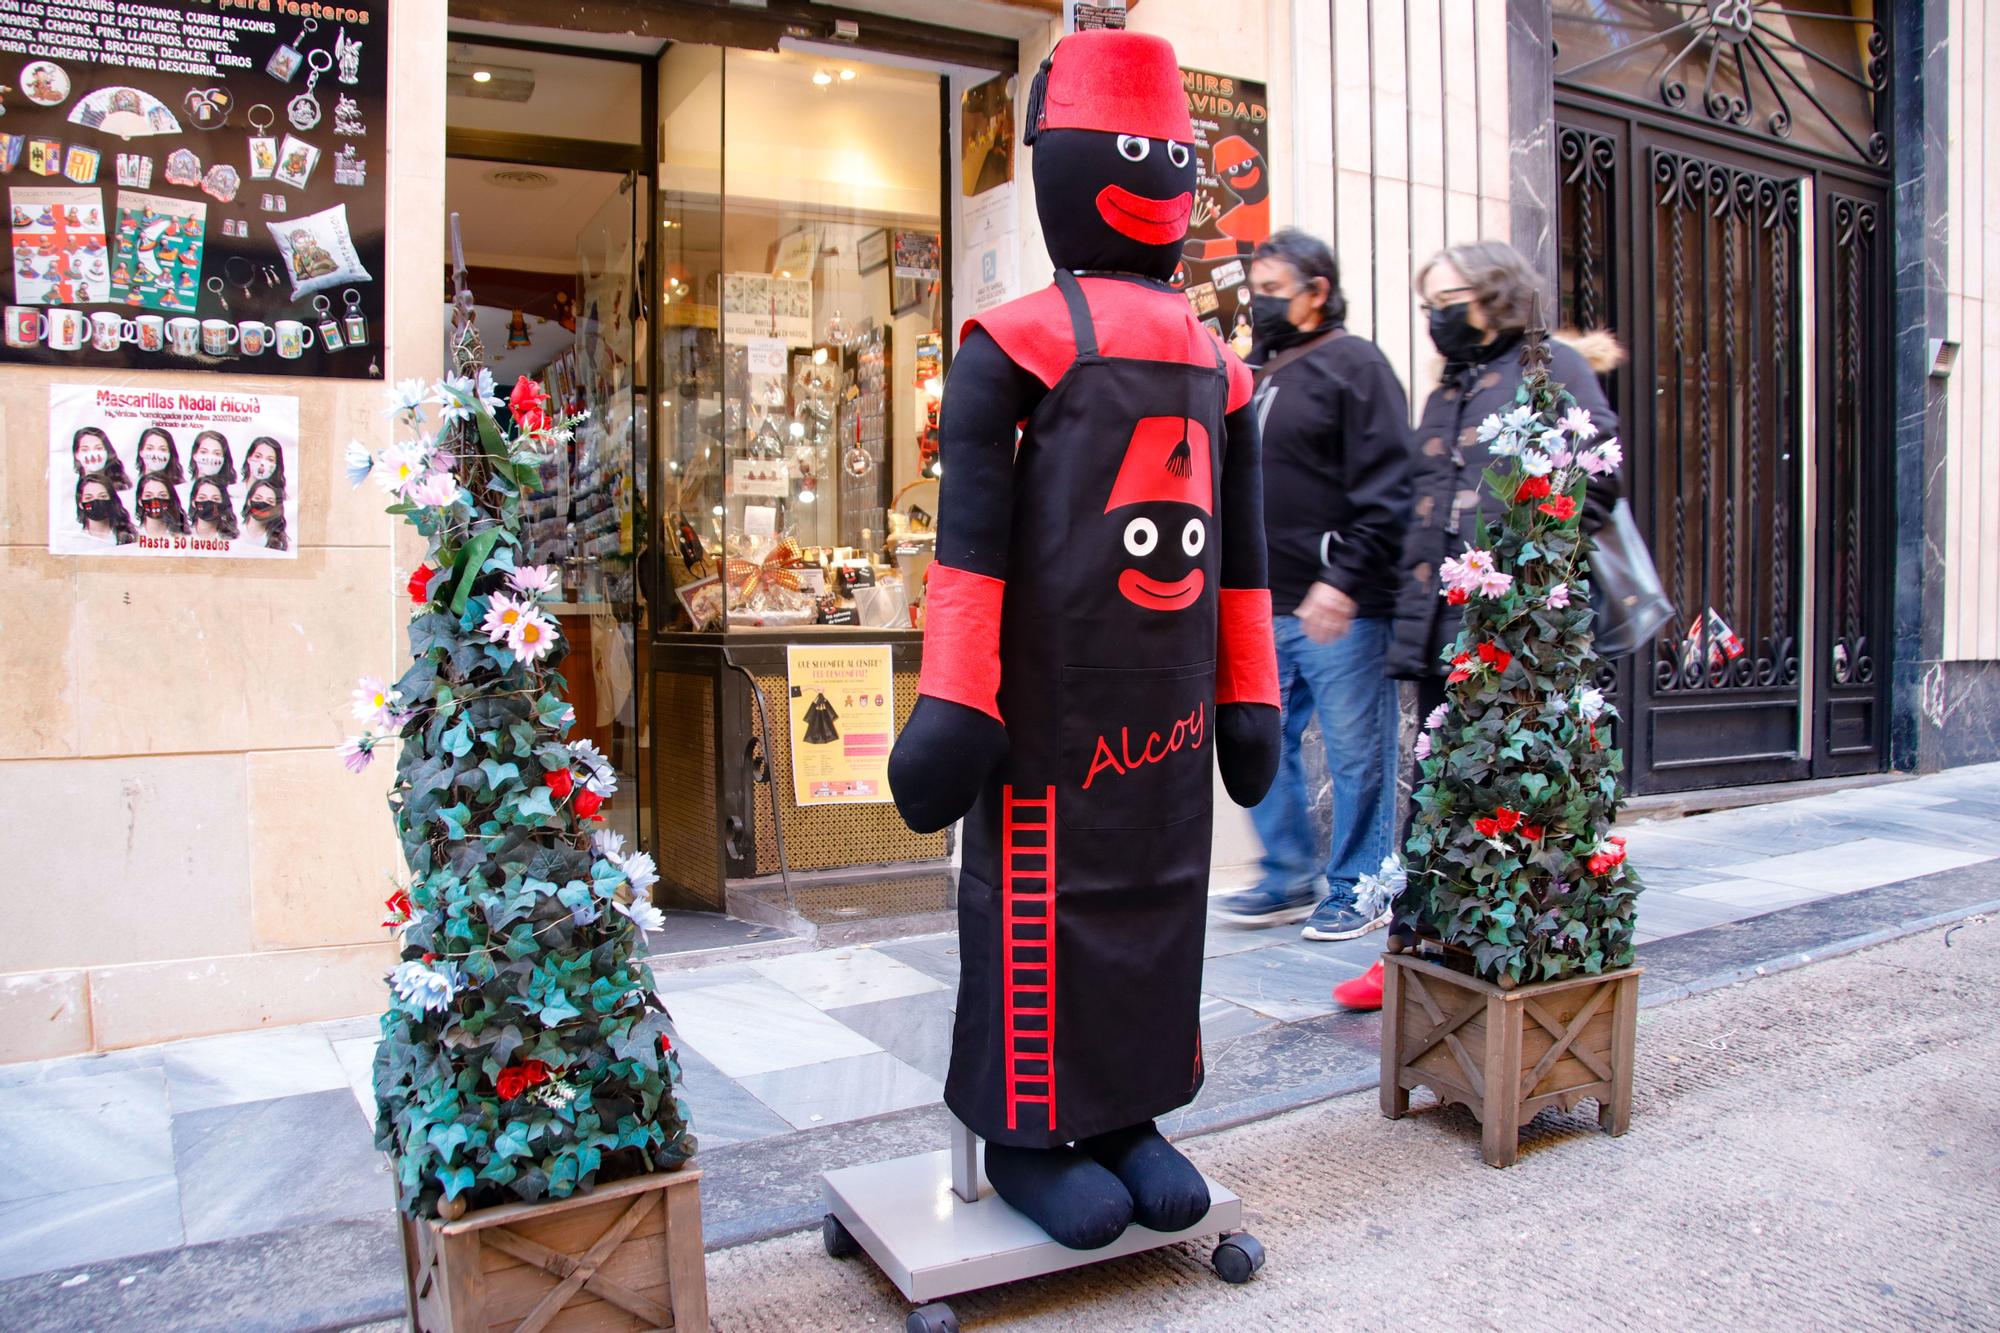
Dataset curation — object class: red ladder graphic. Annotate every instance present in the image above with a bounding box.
[1001,784,1057,1133]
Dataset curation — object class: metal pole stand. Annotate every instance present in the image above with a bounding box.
[819,1116,1266,1332]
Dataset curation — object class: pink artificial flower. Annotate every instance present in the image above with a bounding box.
[481,592,530,643]
[1559,406,1599,441]
[509,609,559,664]
[1546,583,1572,610]
[507,564,561,597]
[337,733,378,774]
[1423,703,1449,731]
[1413,732,1432,761]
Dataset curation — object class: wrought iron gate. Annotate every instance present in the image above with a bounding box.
[1552,3,1892,792]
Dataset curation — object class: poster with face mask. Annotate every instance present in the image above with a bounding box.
[47,382,299,559]
[1175,68,1270,341]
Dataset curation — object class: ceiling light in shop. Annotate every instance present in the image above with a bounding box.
[471,70,492,83]
[812,70,833,86]
[839,69,856,81]
[448,61,534,102]
[484,168,558,191]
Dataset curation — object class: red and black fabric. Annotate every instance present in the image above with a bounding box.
[936,271,1268,1147]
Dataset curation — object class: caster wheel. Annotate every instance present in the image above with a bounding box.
[906,1300,959,1332]
[822,1213,860,1259]
[1212,1232,1265,1284]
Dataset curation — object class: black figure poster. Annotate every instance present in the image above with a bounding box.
[1176,67,1269,357]
[0,1,388,379]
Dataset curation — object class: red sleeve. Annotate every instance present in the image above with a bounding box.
[961,288,1075,390]
[1217,588,1279,706]
[917,563,1007,722]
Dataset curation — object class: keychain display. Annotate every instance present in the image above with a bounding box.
[340,287,368,345]
[266,18,319,82]
[246,105,277,178]
[273,135,319,190]
[311,293,345,351]
[2,3,385,378]
[287,51,333,131]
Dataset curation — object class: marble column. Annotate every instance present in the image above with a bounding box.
[1889,0,1955,773]
[1506,0,1557,301]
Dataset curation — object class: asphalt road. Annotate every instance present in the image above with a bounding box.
[705,916,2000,1331]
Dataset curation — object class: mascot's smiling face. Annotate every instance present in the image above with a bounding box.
[1033,127,1197,279]
[1212,134,1267,206]
[1023,29,1199,283]
[1106,416,1212,612]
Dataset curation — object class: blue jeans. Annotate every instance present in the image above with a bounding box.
[1247,614,1399,909]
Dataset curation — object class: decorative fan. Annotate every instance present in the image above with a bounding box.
[68,86,181,140]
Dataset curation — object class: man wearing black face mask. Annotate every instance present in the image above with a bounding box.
[1212,229,1412,941]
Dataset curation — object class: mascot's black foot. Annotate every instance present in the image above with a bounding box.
[984,1142,1134,1250]
[1077,1121,1211,1233]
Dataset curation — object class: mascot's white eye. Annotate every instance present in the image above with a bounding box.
[1123,516,1159,556]
[1116,134,1150,162]
[1167,141,1191,168]
[1182,519,1206,556]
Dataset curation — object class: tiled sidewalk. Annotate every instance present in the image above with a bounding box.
[3,762,1998,1292]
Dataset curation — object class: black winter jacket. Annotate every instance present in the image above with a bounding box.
[1252,329,1412,617]
[1386,333,1623,680]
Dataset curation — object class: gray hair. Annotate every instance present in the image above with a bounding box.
[1415,240,1543,333]
[1252,228,1348,324]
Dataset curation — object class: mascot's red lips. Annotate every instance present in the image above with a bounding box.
[1095,185,1194,244]
[1118,567,1204,611]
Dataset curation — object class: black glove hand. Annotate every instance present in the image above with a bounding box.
[889,696,1010,833]
[1215,701,1280,808]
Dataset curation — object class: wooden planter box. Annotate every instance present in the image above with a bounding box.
[401,1168,707,1331]
[1379,952,1640,1168]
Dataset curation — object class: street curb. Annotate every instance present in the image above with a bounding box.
[1632,896,2000,1008]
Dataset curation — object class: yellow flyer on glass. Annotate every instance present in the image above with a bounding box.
[787,643,895,805]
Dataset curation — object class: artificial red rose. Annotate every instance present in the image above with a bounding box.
[1585,835,1628,876]
[1473,817,1501,838]
[407,564,435,605]
[1476,641,1513,673]
[1538,496,1578,521]
[1494,806,1521,832]
[1446,587,1469,606]
[657,1033,674,1055]
[382,889,412,928]
[510,376,551,436]
[545,767,574,798]
[1514,476,1552,503]
[575,788,603,820]
[1448,664,1473,683]
[1518,823,1545,841]
[496,1059,552,1101]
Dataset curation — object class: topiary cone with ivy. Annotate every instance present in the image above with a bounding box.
[1401,330,1641,986]
[356,325,694,1220]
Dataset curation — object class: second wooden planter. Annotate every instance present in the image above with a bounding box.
[401,1167,707,1331]
[1379,951,1640,1167]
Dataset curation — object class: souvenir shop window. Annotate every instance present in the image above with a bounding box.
[660,46,945,634]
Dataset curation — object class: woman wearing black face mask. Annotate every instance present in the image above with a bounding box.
[135,471,187,538]
[188,477,239,542]
[1213,228,1413,942]
[240,478,288,551]
[1373,241,1623,976]
[75,472,137,545]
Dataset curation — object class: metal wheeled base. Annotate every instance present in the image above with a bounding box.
[820,1120,1265,1330]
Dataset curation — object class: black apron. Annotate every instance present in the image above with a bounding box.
[947,270,1227,1147]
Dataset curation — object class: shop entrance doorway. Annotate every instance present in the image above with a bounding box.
[444,37,652,848]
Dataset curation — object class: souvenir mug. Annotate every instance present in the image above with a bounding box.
[200,319,239,356]
[131,314,165,352]
[89,311,130,351]
[274,319,314,359]
[45,308,86,350]
[4,305,44,347]
[237,320,274,355]
[165,316,201,356]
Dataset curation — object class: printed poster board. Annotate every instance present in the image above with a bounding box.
[0,0,389,378]
[49,381,300,558]
[787,643,895,805]
[1177,68,1269,351]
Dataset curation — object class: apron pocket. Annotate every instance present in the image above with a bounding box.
[1059,661,1216,831]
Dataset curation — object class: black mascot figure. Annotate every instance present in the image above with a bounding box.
[887,29,1281,1250]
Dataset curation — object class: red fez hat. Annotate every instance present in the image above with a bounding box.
[1024,30,1193,146]
[1105,416,1212,514]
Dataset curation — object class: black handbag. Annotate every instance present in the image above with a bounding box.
[1589,499,1674,657]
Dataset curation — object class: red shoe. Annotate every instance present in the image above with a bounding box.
[1333,960,1385,1011]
